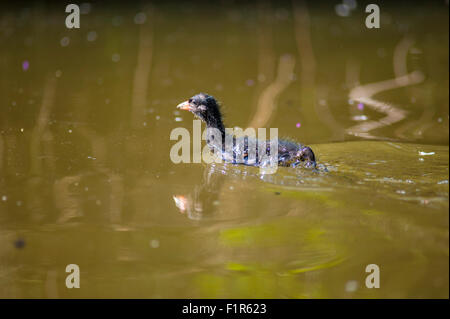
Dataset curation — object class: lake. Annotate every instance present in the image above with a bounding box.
[0,0,448,298]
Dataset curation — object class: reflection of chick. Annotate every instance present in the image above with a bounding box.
[173,165,226,220]
[173,195,201,220]
[177,93,316,168]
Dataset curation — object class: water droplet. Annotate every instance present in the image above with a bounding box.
[335,4,351,17]
[80,3,91,14]
[149,239,159,248]
[343,0,357,10]
[1,195,7,201]
[111,53,120,62]
[134,12,147,24]
[377,48,387,58]
[112,16,123,27]
[24,37,33,46]
[419,151,435,156]
[22,60,29,71]
[275,8,289,20]
[345,280,358,292]
[60,36,70,47]
[14,238,25,249]
[352,115,368,121]
[87,31,97,42]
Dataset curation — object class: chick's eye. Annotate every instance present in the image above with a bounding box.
[188,99,193,104]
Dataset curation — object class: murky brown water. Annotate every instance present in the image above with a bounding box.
[0,1,448,298]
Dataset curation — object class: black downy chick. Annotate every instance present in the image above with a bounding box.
[177,93,316,168]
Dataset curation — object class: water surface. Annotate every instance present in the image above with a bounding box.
[0,1,448,298]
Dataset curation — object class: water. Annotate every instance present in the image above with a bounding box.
[0,1,448,298]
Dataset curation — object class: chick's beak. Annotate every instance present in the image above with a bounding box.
[177,101,193,111]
